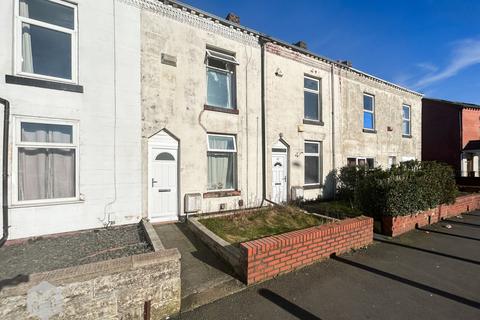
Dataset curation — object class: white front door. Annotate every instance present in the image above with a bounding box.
[272,151,287,203]
[150,148,178,222]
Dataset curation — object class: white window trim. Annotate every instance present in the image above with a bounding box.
[206,133,237,192]
[347,156,375,167]
[304,141,321,186]
[304,76,321,121]
[205,49,237,110]
[207,133,237,152]
[402,104,411,136]
[206,49,239,65]
[12,116,80,206]
[363,93,375,130]
[14,0,78,84]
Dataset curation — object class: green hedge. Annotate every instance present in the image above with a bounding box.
[337,161,457,218]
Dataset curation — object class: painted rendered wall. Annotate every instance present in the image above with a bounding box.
[0,0,142,239]
[264,43,334,200]
[140,6,263,215]
[337,70,422,168]
[264,43,422,201]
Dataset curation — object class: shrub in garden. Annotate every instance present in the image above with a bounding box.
[336,160,457,217]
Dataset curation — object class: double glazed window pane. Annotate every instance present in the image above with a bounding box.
[208,135,235,151]
[403,120,411,135]
[304,91,319,120]
[364,112,374,129]
[304,78,319,91]
[21,122,73,143]
[207,68,233,109]
[364,95,373,111]
[20,0,75,29]
[18,147,75,201]
[207,152,235,190]
[305,156,319,184]
[22,23,72,79]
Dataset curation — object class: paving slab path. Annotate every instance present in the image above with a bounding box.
[174,212,480,320]
[153,223,245,312]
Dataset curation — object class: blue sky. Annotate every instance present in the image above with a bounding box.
[182,0,480,103]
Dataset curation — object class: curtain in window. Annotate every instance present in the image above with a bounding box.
[21,122,72,143]
[20,1,34,73]
[18,148,75,201]
[207,69,232,109]
[208,153,234,190]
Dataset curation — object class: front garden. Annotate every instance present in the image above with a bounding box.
[199,206,330,244]
[188,205,373,285]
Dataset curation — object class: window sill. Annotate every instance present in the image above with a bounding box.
[303,119,324,126]
[5,75,84,93]
[204,104,239,114]
[303,184,323,190]
[10,199,84,209]
[203,190,241,198]
[362,129,377,134]
[402,134,412,139]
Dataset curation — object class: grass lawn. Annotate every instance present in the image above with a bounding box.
[199,206,330,244]
[301,200,363,220]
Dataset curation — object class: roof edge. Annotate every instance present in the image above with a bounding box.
[155,0,423,96]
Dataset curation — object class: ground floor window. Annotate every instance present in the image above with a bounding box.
[14,118,78,203]
[304,141,321,185]
[207,134,237,190]
[347,157,374,169]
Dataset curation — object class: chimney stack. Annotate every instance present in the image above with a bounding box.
[293,41,308,50]
[338,60,353,67]
[226,12,240,24]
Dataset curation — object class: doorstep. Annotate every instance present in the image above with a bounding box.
[153,222,246,312]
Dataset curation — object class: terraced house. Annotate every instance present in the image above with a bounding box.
[0,0,422,241]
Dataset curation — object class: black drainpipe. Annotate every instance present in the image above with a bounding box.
[0,98,9,247]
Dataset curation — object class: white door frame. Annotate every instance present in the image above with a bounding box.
[148,129,180,223]
[271,139,289,203]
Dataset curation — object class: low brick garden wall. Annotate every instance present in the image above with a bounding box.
[241,216,373,284]
[381,194,480,237]
[189,215,373,285]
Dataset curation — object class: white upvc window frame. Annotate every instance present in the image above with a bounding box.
[206,133,237,192]
[14,0,78,83]
[12,116,80,206]
[304,140,321,186]
[205,48,238,110]
[347,157,375,168]
[402,104,411,136]
[303,76,321,121]
[363,93,375,130]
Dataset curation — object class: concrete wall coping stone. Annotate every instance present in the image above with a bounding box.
[0,248,180,297]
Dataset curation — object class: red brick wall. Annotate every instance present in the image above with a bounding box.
[240,216,373,285]
[462,108,480,147]
[422,99,462,172]
[381,194,480,237]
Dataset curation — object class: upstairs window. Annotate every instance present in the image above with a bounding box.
[363,94,375,130]
[304,141,321,185]
[207,134,237,191]
[14,118,78,203]
[402,104,411,136]
[206,49,238,110]
[304,76,321,121]
[16,0,77,82]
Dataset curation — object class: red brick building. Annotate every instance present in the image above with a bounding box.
[422,98,480,176]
